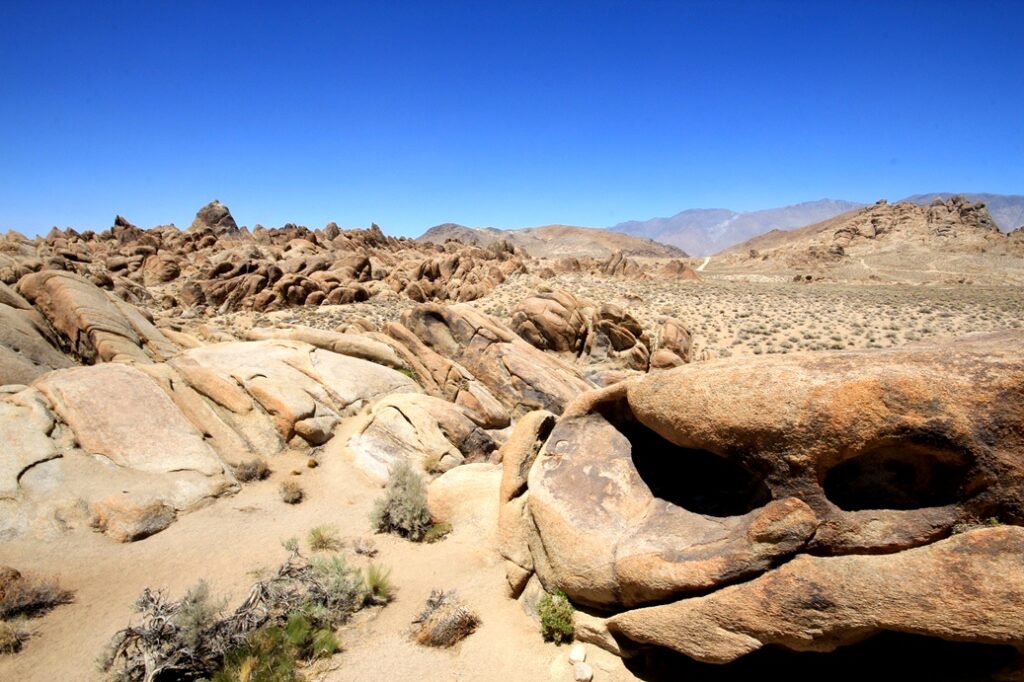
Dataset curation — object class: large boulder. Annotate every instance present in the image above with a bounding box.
[510,290,590,354]
[501,331,1024,661]
[1,366,236,541]
[347,394,496,483]
[17,270,179,364]
[396,304,593,417]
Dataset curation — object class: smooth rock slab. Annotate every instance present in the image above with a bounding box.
[35,363,225,475]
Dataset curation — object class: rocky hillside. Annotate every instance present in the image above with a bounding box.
[901,192,1024,232]
[418,223,687,258]
[610,199,865,256]
[710,195,1024,283]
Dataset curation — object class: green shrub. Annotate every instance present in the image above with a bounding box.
[307,525,341,552]
[370,461,432,541]
[310,555,369,624]
[423,523,452,544]
[365,564,393,604]
[174,580,225,649]
[212,614,336,682]
[234,458,271,483]
[538,589,574,644]
[102,550,380,681]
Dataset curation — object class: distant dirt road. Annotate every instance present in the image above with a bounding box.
[697,256,711,272]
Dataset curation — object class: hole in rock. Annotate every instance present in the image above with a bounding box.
[615,419,771,517]
[624,631,1020,682]
[823,441,971,511]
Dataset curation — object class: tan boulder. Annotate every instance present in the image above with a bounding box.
[34,363,226,476]
[508,331,1024,661]
[398,304,593,417]
[0,303,75,385]
[347,393,496,483]
[17,270,178,364]
[427,463,502,537]
[609,527,1024,663]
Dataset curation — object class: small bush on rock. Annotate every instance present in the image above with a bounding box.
[538,589,574,644]
[370,461,432,541]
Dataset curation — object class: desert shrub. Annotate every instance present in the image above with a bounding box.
[212,614,338,682]
[175,581,225,648]
[279,481,304,505]
[309,555,370,623]
[307,525,341,552]
[0,620,27,655]
[423,523,452,544]
[411,589,480,648]
[101,549,380,681]
[234,458,271,483]
[365,564,393,604]
[0,573,73,619]
[538,589,574,644]
[370,461,432,541]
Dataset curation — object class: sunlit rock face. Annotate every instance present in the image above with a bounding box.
[499,331,1024,667]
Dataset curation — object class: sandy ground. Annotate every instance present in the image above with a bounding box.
[0,417,634,682]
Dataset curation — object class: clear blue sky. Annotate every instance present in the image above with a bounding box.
[1,1,1022,237]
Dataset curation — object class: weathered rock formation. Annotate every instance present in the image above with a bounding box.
[499,331,1024,664]
[714,196,1024,282]
[510,289,692,373]
[0,201,527,316]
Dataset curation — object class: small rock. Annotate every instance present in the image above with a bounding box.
[573,662,594,682]
[307,458,319,468]
[568,644,587,664]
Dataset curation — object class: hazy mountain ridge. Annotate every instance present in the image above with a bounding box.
[418,223,687,258]
[610,199,866,256]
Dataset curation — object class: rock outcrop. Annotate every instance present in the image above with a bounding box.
[510,289,692,373]
[0,201,528,316]
[499,331,1024,660]
[713,196,1024,282]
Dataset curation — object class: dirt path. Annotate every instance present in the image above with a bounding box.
[696,256,711,272]
[0,418,635,682]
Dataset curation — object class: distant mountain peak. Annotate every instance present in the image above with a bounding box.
[609,199,865,256]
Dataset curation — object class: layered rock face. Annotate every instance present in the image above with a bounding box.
[499,332,1024,663]
[0,200,526,315]
[510,289,692,373]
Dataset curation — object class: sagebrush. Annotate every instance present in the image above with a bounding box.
[100,549,380,681]
[370,461,432,541]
